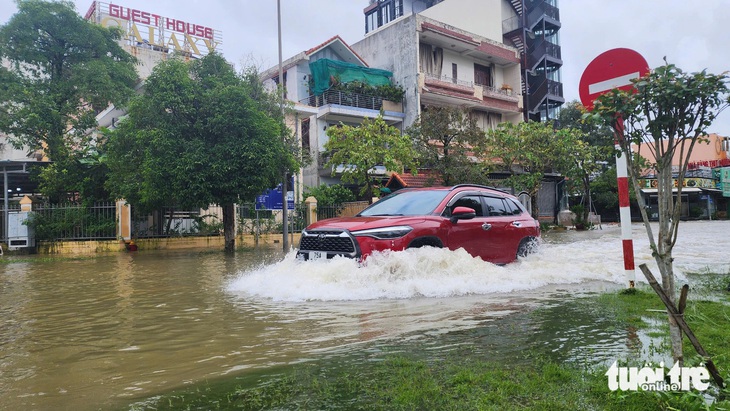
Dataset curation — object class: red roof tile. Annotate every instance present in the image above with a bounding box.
[386,170,443,189]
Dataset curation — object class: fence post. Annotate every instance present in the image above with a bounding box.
[116,199,131,241]
[20,195,32,212]
[304,196,317,226]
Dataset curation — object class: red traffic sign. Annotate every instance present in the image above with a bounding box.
[579,48,649,111]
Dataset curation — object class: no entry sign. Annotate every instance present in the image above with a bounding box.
[579,48,649,110]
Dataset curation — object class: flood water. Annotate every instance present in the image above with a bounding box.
[1,221,729,410]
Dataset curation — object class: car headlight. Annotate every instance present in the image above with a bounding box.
[351,226,413,239]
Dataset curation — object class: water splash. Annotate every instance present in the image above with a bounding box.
[227,221,730,302]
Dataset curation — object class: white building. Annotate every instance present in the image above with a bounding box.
[260,36,406,192]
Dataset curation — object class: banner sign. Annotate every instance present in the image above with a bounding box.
[640,178,716,189]
[85,1,222,57]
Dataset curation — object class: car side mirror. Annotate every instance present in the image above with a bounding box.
[450,206,476,223]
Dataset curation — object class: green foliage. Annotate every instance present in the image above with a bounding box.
[558,100,615,150]
[330,80,405,102]
[302,184,355,206]
[592,62,730,232]
[23,207,116,241]
[106,53,296,251]
[407,106,491,186]
[592,62,730,362]
[324,114,418,200]
[0,0,137,201]
[487,121,561,217]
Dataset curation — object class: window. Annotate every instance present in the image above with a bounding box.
[382,2,393,24]
[301,118,310,152]
[273,72,288,99]
[474,63,492,87]
[484,197,509,216]
[452,63,458,83]
[504,199,524,215]
[394,0,403,18]
[366,11,377,33]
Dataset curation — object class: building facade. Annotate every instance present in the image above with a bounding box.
[260,36,406,193]
[636,134,730,220]
[358,0,564,124]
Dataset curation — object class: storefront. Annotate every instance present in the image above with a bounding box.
[639,175,727,220]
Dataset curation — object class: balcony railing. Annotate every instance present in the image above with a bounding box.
[424,73,474,89]
[479,83,519,99]
[300,90,384,111]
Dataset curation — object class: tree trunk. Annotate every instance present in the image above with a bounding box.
[656,160,683,364]
[223,203,235,253]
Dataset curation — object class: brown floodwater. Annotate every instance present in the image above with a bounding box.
[1,221,728,410]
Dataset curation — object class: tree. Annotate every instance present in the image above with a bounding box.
[0,0,137,201]
[324,114,418,202]
[487,121,562,218]
[556,101,647,224]
[593,61,730,363]
[106,53,294,252]
[407,106,491,186]
[302,184,355,207]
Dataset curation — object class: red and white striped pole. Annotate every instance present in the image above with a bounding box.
[614,117,635,288]
[579,48,648,290]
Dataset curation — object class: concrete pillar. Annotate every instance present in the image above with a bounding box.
[304,196,317,226]
[116,200,131,240]
[19,195,32,212]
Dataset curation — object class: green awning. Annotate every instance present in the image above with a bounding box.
[309,58,393,95]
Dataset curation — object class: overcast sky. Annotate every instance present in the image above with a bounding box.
[2,0,729,134]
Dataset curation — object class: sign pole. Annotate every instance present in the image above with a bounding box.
[277,0,289,251]
[614,117,635,288]
[579,48,648,289]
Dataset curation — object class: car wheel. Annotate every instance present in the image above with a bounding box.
[516,237,538,258]
[407,237,443,249]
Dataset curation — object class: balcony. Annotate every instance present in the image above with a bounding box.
[299,89,404,124]
[421,73,520,113]
[300,89,385,111]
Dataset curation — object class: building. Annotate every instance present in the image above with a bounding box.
[636,134,730,220]
[356,0,564,125]
[83,1,223,130]
[260,36,406,194]
[353,0,563,219]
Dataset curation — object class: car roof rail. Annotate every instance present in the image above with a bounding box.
[450,184,500,191]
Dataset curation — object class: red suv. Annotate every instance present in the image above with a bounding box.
[297,185,540,265]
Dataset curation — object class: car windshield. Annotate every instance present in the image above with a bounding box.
[358,190,449,216]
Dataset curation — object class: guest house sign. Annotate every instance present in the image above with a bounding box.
[85,2,222,57]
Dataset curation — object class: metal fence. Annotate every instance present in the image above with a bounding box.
[314,201,369,221]
[131,204,310,239]
[131,206,225,238]
[4,200,359,243]
[236,203,307,237]
[28,202,117,241]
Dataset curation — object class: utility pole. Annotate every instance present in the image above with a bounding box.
[277,0,289,251]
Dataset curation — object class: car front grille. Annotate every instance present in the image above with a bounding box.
[299,230,356,254]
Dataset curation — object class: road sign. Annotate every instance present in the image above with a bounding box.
[579,48,649,110]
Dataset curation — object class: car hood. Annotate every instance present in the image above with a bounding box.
[305,216,427,233]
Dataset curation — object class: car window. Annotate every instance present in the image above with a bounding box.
[359,190,449,216]
[484,196,509,216]
[505,198,524,215]
[450,195,485,217]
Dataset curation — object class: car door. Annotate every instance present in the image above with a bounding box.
[482,195,524,263]
[444,193,493,260]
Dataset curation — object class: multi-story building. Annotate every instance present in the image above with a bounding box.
[357,0,564,125]
[260,36,406,191]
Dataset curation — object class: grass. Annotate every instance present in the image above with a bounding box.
[125,275,730,411]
